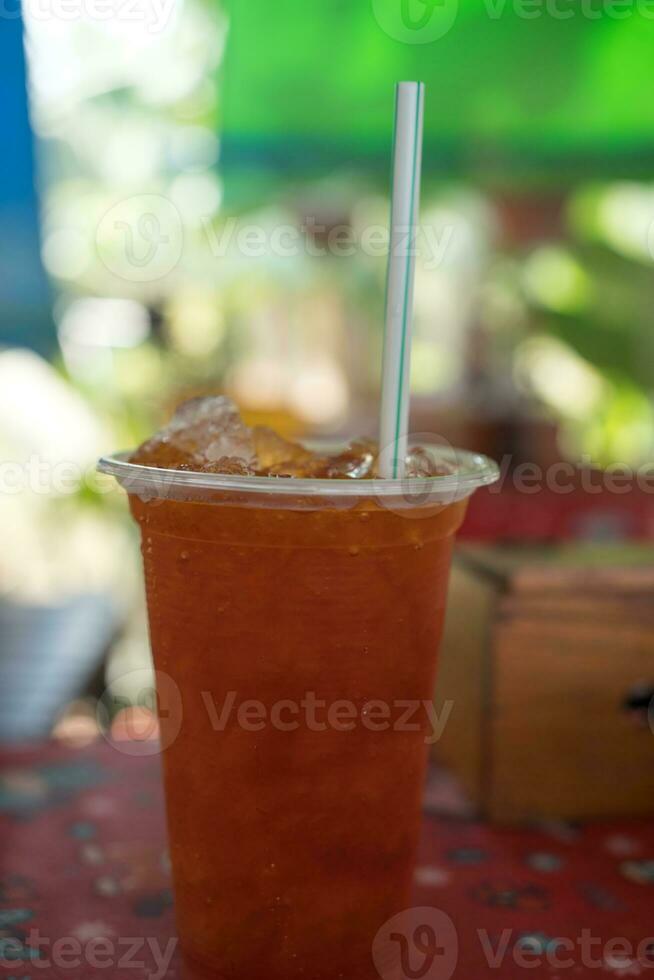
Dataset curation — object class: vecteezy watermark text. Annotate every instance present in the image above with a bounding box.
[100,672,454,752]
[371,0,654,47]
[373,907,654,980]
[201,217,454,270]
[4,453,654,500]
[6,0,177,32]
[99,667,455,756]
[94,197,456,284]
[486,0,654,20]
[0,930,177,980]
[489,454,654,496]
[201,691,453,746]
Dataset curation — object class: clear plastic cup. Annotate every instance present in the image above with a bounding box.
[99,445,498,980]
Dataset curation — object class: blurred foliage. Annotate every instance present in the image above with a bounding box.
[9,0,654,714]
[507,183,654,464]
[19,0,654,470]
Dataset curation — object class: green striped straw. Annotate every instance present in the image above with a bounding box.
[379,81,425,480]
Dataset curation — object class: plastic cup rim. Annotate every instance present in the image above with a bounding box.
[97,444,500,500]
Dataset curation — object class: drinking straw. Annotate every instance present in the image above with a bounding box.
[378,81,425,480]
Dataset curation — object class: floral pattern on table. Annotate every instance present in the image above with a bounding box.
[0,741,652,979]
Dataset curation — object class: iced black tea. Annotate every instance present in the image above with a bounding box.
[112,398,494,980]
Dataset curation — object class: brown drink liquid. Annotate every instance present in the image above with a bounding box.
[108,399,495,980]
[130,490,465,980]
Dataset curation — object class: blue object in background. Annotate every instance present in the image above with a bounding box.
[0,594,117,742]
[0,12,53,354]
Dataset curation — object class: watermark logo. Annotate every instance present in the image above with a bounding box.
[374,915,654,976]
[96,195,183,284]
[98,669,454,756]
[93,203,454,284]
[372,907,459,980]
[3,449,654,505]
[373,432,464,517]
[98,668,183,756]
[371,0,654,44]
[371,0,459,43]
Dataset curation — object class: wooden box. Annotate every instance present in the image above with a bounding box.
[433,545,654,824]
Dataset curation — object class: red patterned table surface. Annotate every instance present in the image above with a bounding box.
[0,741,653,979]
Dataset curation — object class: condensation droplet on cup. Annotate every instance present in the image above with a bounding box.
[349,546,360,557]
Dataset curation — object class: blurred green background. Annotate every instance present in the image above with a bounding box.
[2,0,654,739]
[18,0,654,465]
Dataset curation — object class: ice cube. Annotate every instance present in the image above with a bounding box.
[252,426,324,477]
[131,396,255,470]
[322,440,376,479]
[405,446,456,478]
[204,457,255,476]
[253,427,305,469]
[130,436,196,470]
[130,396,458,482]
[170,396,255,464]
